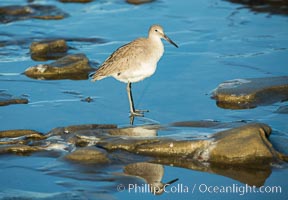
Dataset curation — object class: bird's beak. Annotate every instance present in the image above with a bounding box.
[163,34,178,48]
[164,178,179,186]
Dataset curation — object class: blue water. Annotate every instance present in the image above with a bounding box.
[0,0,288,199]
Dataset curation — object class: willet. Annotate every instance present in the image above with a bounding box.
[91,24,178,119]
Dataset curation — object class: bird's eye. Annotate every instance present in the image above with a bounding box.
[155,29,158,32]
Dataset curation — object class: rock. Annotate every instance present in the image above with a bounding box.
[46,123,117,147]
[0,144,41,155]
[225,0,288,15]
[126,0,155,5]
[170,120,247,128]
[30,39,68,61]
[98,123,285,165]
[108,125,159,137]
[0,129,43,139]
[0,91,28,106]
[0,5,68,23]
[208,123,274,165]
[65,146,110,164]
[24,54,95,80]
[211,76,288,109]
[59,0,93,3]
[275,105,288,114]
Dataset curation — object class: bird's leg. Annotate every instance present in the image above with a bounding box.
[126,82,148,117]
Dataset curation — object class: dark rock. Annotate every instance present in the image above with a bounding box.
[0,5,68,24]
[59,0,94,3]
[126,0,155,5]
[275,105,288,114]
[65,146,110,164]
[24,53,95,80]
[170,120,248,128]
[225,0,288,15]
[211,76,288,109]
[0,92,28,106]
[30,39,68,61]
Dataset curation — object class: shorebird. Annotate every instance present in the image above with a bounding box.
[91,24,178,119]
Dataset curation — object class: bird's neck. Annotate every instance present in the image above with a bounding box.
[148,36,164,59]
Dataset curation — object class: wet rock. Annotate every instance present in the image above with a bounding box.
[46,123,117,147]
[170,120,248,128]
[211,76,288,109]
[98,123,286,165]
[126,0,155,5]
[108,125,159,137]
[65,146,110,164]
[24,53,95,80]
[275,105,288,114]
[0,144,41,155]
[46,123,117,137]
[208,123,274,165]
[0,92,28,106]
[0,5,68,24]
[30,39,68,61]
[59,0,93,3]
[226,0,288,15]
[0,129,43,139]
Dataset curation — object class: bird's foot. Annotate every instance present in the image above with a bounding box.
[130,109,149,117]
[129,109,149,125]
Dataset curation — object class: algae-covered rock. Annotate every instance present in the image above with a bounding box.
[65,146,110,164]
[30,39,68,61]
[24,54,94,80]
[0,92,28,106]
[211,76,288,109]
[0,5,68,23]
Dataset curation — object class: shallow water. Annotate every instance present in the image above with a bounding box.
[0,0,288,199]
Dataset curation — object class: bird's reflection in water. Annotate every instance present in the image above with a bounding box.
[123,162,178,195]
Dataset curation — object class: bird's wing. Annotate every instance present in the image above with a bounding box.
[91,38,146,81]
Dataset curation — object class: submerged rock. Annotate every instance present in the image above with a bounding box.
[225,0,288,15]
[0,92,28,106]
[211,76,288,109]
[65,146,110,164]
[24,53,95,80]
[59,0,93,2]
[0,5,68,23]
[30,39,68,61]
[126,0,155,5]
